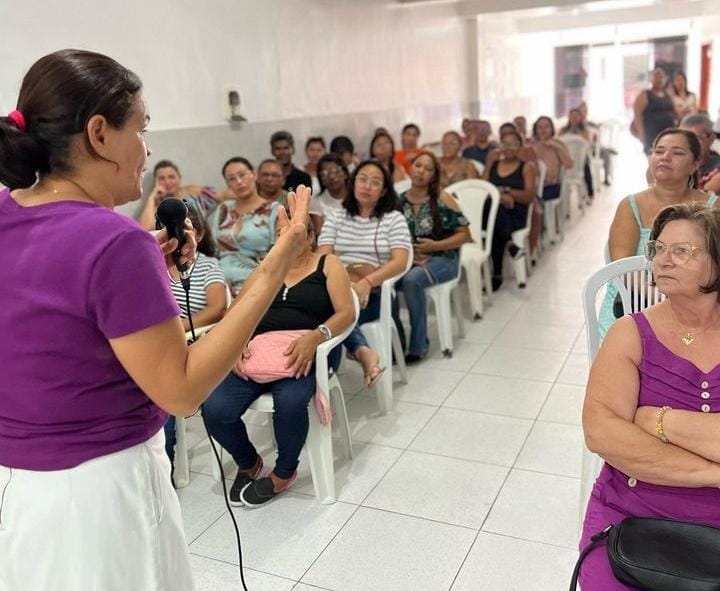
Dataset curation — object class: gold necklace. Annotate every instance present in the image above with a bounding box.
[669,306,719,346]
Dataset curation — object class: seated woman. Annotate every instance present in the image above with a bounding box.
[438,130,479,189]
[560,108,594,202]
[203,220,355,507]
[394,151,471,362]
[309,153,350,235]
[138,159,217,229]
[317,159,412,385]
[598,129,716,340]
[211,157,278,295]
[303,136,326,196]
[481,129,536,291]
[531,116,573,201]
[580,203,720,590]
[370,131,407,183]
[163,205,228,473]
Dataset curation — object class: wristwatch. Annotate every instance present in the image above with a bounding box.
[317,324,332,341]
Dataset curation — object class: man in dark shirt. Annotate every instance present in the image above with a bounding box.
[270,130,312,192]
[681,114,720,190]
[461,120,498,165]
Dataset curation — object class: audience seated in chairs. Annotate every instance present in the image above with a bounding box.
[310,153,350,235]
[370,131,407,183]
[598,129,715,340]
[461,120,498,165]
[580,203,720,590]
[392,151,471,362]
[317,159,412,386]
[257,158,289,206]
[330,135,358,173]
[270,130,312,192]
[439,130,478,189]
[482,129,536,291]
[163,205,228,480]
[394,123,423,175]
[303,136,326,196]
[203,220,355,507]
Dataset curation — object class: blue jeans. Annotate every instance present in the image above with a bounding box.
[393,257,459,356]
[202,348,341,479]
[164,415,176,462]
[343,291,381,355]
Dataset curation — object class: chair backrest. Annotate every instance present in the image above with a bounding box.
[447,179,500,262]
[583,255,665,362]
[470,159,485,177]
[560,134,590,176]
[535,160,547,199]
[393,178,411,196]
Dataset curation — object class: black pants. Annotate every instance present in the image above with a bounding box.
[484,202,528,275]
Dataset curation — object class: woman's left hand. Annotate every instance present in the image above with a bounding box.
[414,237,437,254]
[352,280,372,309]
[154,219,198,268]
[284,332,322,378]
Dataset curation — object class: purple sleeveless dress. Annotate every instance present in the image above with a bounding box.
[579,312,720,590]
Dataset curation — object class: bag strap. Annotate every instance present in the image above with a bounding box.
[569,526,612,590]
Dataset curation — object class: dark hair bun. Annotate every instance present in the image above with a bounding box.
[0,117,48,189]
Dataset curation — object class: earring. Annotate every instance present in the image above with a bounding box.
[688,175,695,189]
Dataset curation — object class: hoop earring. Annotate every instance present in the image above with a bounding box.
[688,175,695,189]
[647,260,656,287]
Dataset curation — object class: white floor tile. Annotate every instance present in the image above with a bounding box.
[470,346,568,382]
[492,322,580,353]
[462,318,509,344]
[293,442,403,504]
[189,555,295,591]
[346,396,437,448]
[538,383,585,425]
[483,469,580,548]
[451,532,578,591]
[189,494,356,581]
[515,421,585,478]
[363,450,508,528]
[177,473,230,542]
[410,407,532,466]
[301,507,475,591]
[557,354,590,386]
[443,374,551,420]
[376,366,465,406]
[421,340,488,372]
[292,584,332,591]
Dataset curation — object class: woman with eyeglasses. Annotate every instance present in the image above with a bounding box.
[309,153,350,235]
[317,159,411,386]
[580,203,720,590]
[597,129,718,340]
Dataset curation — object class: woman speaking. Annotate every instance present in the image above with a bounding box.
[0,49,310,590]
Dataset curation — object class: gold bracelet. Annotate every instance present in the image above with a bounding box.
[655,405,672,443]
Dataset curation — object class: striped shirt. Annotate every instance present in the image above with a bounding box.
[317,209,412,266]
[170,253,227,317]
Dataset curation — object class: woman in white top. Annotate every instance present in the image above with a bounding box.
[670,71,698,122]
[310,153,350,235]
[317,159,412,385]
[303,136,326,196]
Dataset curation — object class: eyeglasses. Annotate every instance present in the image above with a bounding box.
[645,240,704,265]
[355,175,384,190]
[319,165,342,179]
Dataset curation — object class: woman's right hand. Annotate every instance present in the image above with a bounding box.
[276,185,311,247]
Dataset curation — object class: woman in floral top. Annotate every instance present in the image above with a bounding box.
[395,151,471,362]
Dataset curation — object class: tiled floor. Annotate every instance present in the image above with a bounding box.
[178,141,646,590]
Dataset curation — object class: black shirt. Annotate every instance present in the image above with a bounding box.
[283,165,312,192]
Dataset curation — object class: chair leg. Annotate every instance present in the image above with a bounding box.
[174,416,190,489]
[211,436,224,482]
[465,261,483,320]
[391,325,408,384]
[482,259,493,305]
[432,291,454,356]
[514,254,528,289]
[452,287,465,338]
[361,323,394,415]
[329,376,354,460]
[306,405,336,504]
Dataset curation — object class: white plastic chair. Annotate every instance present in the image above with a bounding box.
[449,180,500,319]
[470,159,485,177]
[360,251,413,414]
[393,178,411,196]
[425,248,466,357]
[580,255,665,521]
[529,160,547,265]
[560,134,591,219]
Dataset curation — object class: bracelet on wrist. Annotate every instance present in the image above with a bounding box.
[655,405,672,443]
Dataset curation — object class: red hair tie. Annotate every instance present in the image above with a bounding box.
[7,109,26,132]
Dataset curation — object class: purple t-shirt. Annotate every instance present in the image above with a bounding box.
[0,189,181,470]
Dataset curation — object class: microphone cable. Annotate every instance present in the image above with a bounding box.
[181,275,250,591]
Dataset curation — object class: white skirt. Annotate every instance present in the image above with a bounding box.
[0,429,195,591]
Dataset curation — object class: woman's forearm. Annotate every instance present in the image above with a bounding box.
[659,409,720,463]
[432,231,470,252]
[182,304,225,332]
[366,252,409,286]
[586,409,720,488]
[509,188,534,204]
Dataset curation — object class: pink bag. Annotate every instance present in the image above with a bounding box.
[234,330,333,425]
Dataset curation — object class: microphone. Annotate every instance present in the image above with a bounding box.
[155,197,189,278]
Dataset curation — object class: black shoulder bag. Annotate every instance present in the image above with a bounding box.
[570,517,720,590]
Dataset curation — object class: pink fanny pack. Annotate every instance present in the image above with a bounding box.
[234,330,332,425]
